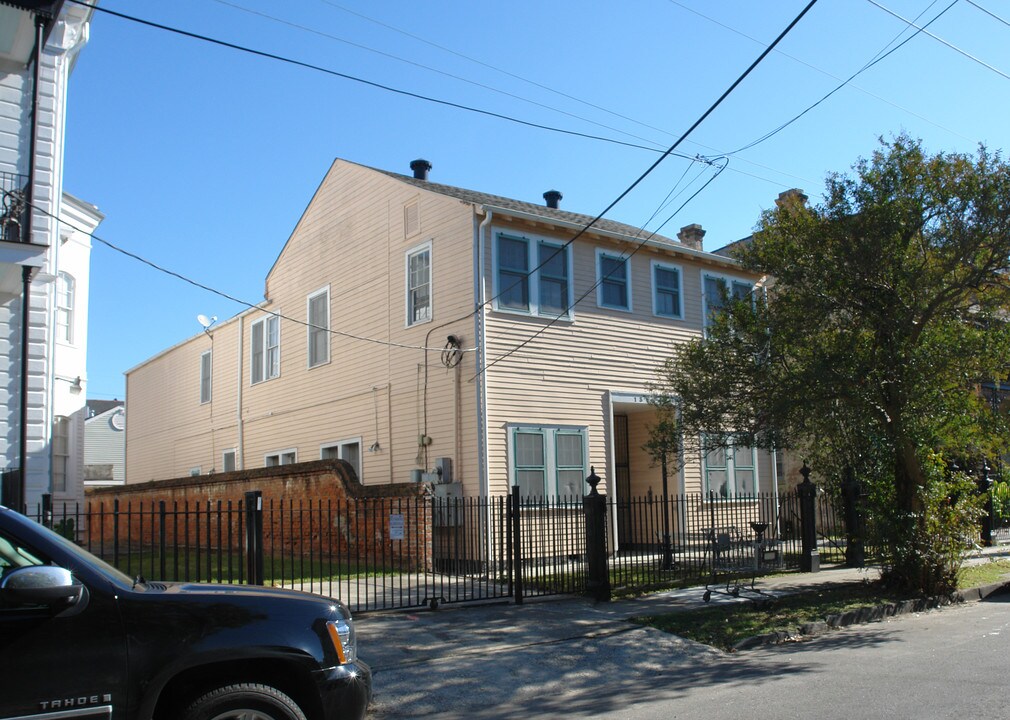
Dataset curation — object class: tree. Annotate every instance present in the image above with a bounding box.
[652,136,1010,594]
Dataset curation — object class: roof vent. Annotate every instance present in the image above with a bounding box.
[543,190,563,209]
[410,159,432,181]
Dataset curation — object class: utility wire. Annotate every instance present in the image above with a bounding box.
[724,0,958,156]
[866,0,1010,81]
[966,0,1010,27]
[473,0,821,377]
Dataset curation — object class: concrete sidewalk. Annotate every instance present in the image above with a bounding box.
[357,547,1010,719]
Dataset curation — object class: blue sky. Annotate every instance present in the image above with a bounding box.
[63,0,1010,400]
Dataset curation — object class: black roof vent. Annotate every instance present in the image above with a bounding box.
[410,159,432,181]
[543,190,562,209]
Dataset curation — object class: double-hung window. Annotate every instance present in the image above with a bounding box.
[494,232,571,318]
[251,315,280,384]
[702,273,753,329]
[596,250,631,311]
[52,416,69,492]
[509,425,587,500]
[406,242,432,325]
[265,449,296,467]
[652,261,683,319]
[200,351,212,404]
[703,436,757,499]
[307,288,330,368]
[56,272,74,344]
[321,438,362,481]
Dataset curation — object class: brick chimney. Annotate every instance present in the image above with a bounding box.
[677,223,706,250]
[775,188,808,209]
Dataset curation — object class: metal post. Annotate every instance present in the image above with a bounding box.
[510,485,523,605]
[841,466,865,568]
[583,467,611,602]
[979,461,994,548]
[660,451,673,570]
[244,491,264,585]
[798,463,820,573]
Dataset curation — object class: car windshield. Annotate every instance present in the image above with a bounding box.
[4,512,134,588]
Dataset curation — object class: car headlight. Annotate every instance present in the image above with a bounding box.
[326,610,356,664]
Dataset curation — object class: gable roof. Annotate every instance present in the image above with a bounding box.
[370,165,684,248]
[86,399,123,419]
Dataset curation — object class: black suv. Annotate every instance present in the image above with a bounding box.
[0,505,371,720]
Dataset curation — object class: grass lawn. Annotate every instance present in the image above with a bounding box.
[632,558,1010,652]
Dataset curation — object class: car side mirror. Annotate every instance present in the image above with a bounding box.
[0,566,83,608]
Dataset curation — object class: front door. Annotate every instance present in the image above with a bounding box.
[615,414,632,545]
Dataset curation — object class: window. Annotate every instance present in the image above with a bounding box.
[509,425,587,499]
[307,288,329,368]
[494,232,572,318]
[251,315,280,384]
[702,272,753,328]
[321,439,362,481]
[596,250,631,311]
[265,449,297,467]
[56,272,74,343]
[200,351,212,404]
[703,437,757,499]
[652,261,683,319]
[52,416,69,492]
[406,242,431,326]
[222,449,237,473]
[189,467,201,477]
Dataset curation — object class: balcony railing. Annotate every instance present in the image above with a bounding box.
[1,171,29,244]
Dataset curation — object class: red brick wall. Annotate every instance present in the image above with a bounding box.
[84,460,434,572]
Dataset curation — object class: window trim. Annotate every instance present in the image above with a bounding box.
[307,286,330,369]
[250,314,281,384]
[651,260,684,320]
[320,437,363,481]
[492,230,574,320]
[506,424,588,500]
[200,350,212,404]
[264,449,297,467]
[701,435,759,500]
[405,240,433,327]
[595,248,632,312]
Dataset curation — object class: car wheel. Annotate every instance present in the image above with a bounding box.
[182,683,308,720]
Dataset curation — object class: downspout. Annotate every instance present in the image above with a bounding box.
[237,315,245,470]
[17,16,47,512]
[475,209,492,553]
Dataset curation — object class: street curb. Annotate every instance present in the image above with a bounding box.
[731,579,1010,652]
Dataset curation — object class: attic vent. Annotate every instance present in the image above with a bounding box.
[404,201,420,238]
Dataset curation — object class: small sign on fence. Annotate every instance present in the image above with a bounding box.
[389,513,404,540]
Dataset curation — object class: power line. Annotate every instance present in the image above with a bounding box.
[966,0,1010,27]
[724,0,959,156]
[866,0,1010,81]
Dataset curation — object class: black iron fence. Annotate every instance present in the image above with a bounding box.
[29,485,856,612]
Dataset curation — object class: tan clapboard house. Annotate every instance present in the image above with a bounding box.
[125,158,779,524]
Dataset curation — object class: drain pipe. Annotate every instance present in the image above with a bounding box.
[475,209,492,552]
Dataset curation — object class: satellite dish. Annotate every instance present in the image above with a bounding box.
[197,314,217,329]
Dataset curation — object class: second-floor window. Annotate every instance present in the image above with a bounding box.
[652,261,683,319]
[251,315,280,384]
[56,272,75,343]
[406,242,431,326]
[597,250,631,311]
[200,350,212,404]
[702,273,753,328]
[494,232,571,318]
[307,288,330,368]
